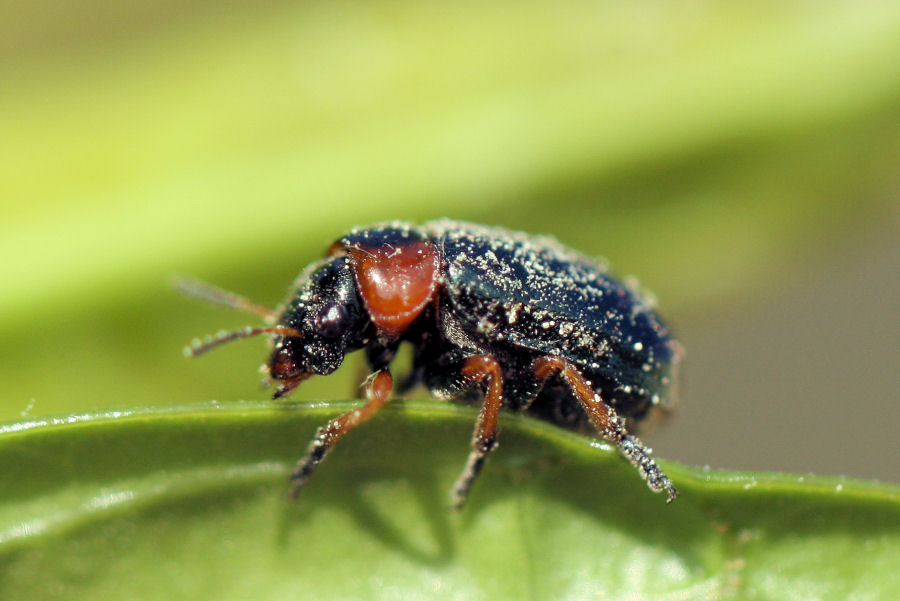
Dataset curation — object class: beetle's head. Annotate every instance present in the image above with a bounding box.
[265,256,368,397]
[179,256,369,399]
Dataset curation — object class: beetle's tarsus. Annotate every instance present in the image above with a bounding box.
[616,434,678,502]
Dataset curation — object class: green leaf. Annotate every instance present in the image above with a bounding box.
[2,402,897,600]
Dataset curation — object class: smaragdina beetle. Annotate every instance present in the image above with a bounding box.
[180,220,682,507]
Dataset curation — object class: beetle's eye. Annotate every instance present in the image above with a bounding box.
[316,304,348,338]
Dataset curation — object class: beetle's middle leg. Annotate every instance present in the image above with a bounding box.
[451,354,505,511]
[289,369,393,499]
[531,356,678,502]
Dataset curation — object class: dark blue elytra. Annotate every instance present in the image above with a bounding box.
[424,220,679,430]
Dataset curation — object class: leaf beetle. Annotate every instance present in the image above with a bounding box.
[179,220,682,508]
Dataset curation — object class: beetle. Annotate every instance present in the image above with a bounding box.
[179,220,681,508]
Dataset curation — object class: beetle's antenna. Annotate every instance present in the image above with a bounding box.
[185,326,303,357]
[173,277,279,324]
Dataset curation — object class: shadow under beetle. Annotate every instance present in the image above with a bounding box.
[179,220,682,508]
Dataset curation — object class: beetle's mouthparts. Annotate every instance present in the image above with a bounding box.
[272,373,311,399]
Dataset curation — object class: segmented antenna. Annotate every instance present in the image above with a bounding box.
[173,276,279,323]
[185,326,303,357]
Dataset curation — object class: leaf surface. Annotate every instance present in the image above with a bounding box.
[1,402,897,600]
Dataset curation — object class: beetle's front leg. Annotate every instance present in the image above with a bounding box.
[451,355,505,511]
[289,369,393,499]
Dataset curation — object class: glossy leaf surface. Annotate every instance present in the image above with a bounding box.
[1,402,897,600]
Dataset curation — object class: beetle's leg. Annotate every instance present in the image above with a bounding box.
[289,369,393,499]
[531,356,678,502]
[451,355,505,511]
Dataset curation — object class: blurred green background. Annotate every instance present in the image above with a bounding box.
[1,0,898,481]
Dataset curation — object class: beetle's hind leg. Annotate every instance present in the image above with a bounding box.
[451,355,505,511]
[531,356,678,502]
[289,369,393,499]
